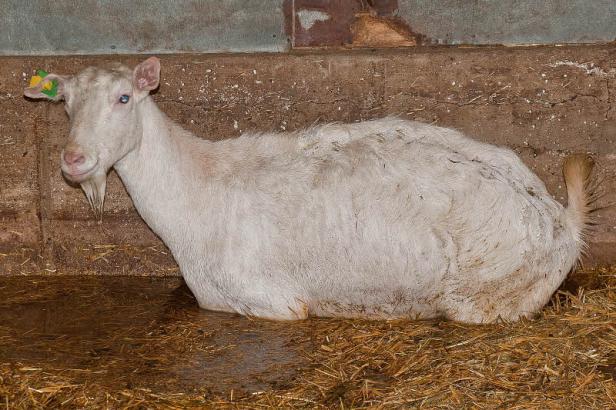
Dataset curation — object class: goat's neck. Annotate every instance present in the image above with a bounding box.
[114,97,203,245]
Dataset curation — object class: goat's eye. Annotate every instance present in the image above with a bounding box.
[119,94,130,104]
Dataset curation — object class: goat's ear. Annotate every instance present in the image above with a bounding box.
[24,74,68,101]
[133,57,160,93]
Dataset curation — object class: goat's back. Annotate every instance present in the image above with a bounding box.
[174,118,575,321]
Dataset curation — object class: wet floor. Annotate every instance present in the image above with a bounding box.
[0,276,313,395]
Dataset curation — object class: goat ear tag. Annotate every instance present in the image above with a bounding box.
[29,69,58,98]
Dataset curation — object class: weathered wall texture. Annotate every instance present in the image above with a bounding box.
[287,0,616,48]
[2,0,616,55]
[1,0,288,55]
[1,45,616,275]
[397,0,616,45]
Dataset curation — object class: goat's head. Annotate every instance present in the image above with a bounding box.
[24,57,161,217]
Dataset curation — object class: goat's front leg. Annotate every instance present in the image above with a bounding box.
[228,285,309,321]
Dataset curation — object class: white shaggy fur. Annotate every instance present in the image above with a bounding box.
[24,58,594,323]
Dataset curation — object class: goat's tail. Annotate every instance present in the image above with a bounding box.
[563,154,595,243]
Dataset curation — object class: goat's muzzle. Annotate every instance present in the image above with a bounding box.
[60,144,98,182]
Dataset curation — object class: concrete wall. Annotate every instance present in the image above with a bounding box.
[2,1,616,55]
[1,0,288,55]
[398,0,616,45]
[1,45,615,275]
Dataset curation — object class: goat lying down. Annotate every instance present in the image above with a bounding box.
[25,57,595,323]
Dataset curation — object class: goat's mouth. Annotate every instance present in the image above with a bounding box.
[62,160,99,183]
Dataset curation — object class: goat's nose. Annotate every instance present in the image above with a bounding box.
[63,149,86,166]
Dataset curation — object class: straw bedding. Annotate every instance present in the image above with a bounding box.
[0,268,614,409]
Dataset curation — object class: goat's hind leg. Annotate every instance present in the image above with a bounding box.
[441,271,548,323]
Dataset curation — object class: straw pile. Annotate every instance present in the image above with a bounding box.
[1,268,615,409]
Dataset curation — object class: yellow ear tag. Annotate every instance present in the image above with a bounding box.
[29,75,43,87]
[29,70,58,97]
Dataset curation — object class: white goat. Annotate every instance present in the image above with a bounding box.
[25,57,595,323]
